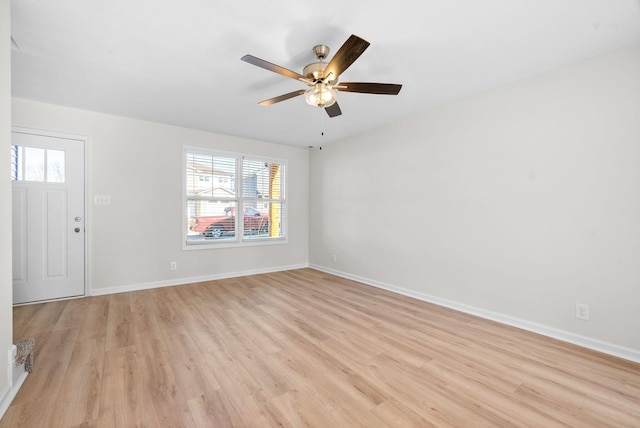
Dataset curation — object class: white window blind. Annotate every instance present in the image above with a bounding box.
[185,147,286,246]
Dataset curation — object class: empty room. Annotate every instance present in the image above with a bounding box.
[1,1,640,426]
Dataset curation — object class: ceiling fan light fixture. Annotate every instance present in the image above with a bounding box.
[305,84,336,108]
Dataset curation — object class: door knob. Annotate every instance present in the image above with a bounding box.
[74,227,81,233]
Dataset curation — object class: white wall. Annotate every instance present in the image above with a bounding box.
[12,99,309,292]
[0,0,12,411]
[310,44,640,356]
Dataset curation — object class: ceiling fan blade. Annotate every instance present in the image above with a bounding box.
[325,102,342,118]
[241,54,309,82]
[258,89,306,106]
[337,82,402,95]
[323,35,370,82]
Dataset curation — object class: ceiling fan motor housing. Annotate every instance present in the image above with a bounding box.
[304,45,338,83]
[303,62,332,82]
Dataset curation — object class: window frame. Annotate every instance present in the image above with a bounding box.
[182,145,287,250]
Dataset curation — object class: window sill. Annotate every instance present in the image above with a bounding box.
[182,236,288,251]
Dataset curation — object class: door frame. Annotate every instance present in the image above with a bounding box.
[11,126,91,303]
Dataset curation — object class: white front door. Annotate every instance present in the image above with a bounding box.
[12,130,86,304]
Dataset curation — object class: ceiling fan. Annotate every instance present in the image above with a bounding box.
[241,34,402,118]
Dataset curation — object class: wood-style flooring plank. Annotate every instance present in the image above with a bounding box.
[3,268,640,427]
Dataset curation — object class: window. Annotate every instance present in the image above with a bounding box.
[11,145,66,183]
[184,147,286,247]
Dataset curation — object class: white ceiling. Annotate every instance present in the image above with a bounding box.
[10,0,640,148]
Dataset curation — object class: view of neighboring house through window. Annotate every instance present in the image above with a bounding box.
[185,147,286,246]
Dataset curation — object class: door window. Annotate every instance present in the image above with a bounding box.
[11,145,66,183]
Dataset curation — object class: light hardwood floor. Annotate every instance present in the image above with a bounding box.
[2,268,639,427]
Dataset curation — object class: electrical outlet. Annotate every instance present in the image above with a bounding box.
[575,303,590,320]
[170,262,177,271]
[332,254,337,263]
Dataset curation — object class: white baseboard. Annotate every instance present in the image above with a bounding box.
[310,264,640,364]
[0,384,10,421]
[0,370,28,418]
[0,345,28,420]
[90,263,309,296]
